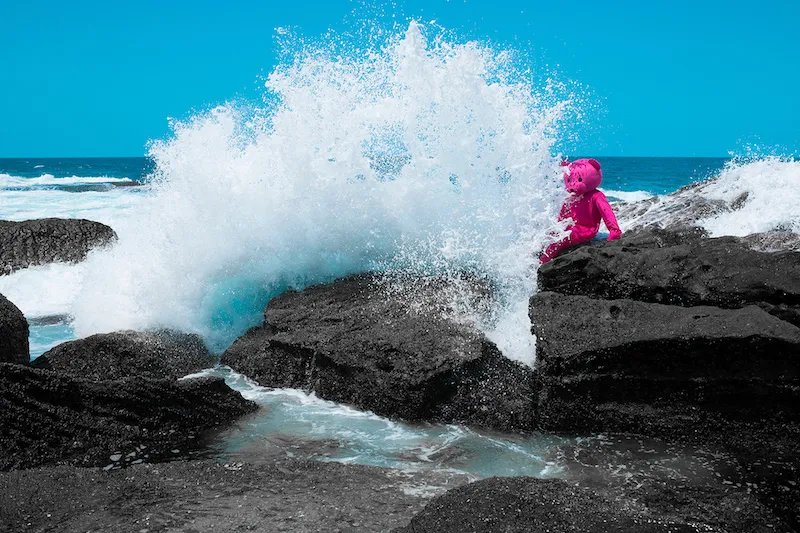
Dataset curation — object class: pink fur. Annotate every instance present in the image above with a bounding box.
[540,158,622,264]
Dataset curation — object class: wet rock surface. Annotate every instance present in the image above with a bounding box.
[222,273,536,432]
[537,227,800,326]
[0,293,28,365]
[531,292,800,422]
[31,329,216,381]
[0,363,258,470]
[0,218,116,274]
[531,228,800,529]
[398,476,789,533]
[612,180,735,231]
[0,459,465,533]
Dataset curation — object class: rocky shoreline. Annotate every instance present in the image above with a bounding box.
[530,227,800,529]
[1,216,799,531]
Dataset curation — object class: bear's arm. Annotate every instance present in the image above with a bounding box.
[594,192,622,241]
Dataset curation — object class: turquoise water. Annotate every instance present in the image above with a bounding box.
[201,366,744,485]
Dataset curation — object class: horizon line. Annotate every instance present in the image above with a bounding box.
[0,154,738,160]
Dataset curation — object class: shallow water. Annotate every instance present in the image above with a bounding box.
[191,366,748,491]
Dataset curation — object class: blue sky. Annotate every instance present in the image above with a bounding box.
[1,0,797,157]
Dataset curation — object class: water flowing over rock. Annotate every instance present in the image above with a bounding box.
[613,174,800,252]
[31,329,216,381]
[398,476,787,533]
[0,218,116,274]
[0,363,257,470]
[0,294,28,365]
[222,273,536,432]
[614,179,740,230]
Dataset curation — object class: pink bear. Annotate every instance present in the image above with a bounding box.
[540,158,622,264]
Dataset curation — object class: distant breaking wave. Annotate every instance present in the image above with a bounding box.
[0,173,134,189]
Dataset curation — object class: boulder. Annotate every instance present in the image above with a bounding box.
[222,274,536,432]
[0,363,258,470]
[0,294,28,365]
[31,329,216,381]
[530,291,800,430]
[398,476,788,533]
[0,218,116,274]
[538,228,800,326]
[530,290,800,529]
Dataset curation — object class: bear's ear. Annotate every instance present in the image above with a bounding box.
[587,158,601,171]
[560,159,570,167]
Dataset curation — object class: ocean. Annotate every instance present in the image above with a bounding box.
[2,22,798,481]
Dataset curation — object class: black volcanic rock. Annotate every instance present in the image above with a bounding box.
[31,329,216,381]
[0,294,28,365]
[398,476,788,533]
[531,235,800,530]
[538,227,800,326]
[0,363,258,470]
[222,274,536,432]
[0,218,116,274]
[0,460,466,533]
[530,291,800,430]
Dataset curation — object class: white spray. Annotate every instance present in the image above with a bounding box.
[69,22,572,363]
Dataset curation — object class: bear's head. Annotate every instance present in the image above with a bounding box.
[562,158,602,196]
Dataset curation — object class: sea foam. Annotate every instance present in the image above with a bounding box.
[68,22,574,364]
[618,156,800,236]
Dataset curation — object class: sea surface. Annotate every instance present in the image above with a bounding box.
[2,22,798,485]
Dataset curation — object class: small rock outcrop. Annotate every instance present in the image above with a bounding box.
[0,218,116,274]
[31,329,216,381]
[222,274,536,432]
[0,363,258,470]
[538,227,800,326]
[531,292,800,431]
[398,476,788,533]
[0,293,28,365]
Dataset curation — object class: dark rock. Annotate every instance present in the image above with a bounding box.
[0,363,257,470]
[0,218,116,274]
[0,294,28,365]
[530,291,800,428]
[31,329,216,381]
[530,291,800,528]
[398,476,788,533]
[739,231,800,252]
[538,228,800,326]
[0,459,465,533]
[222,274,536,432]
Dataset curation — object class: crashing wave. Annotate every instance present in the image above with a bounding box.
[615,157,800,251]
[68,22,577,364]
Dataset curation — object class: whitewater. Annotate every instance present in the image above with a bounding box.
[1,22,799,365]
